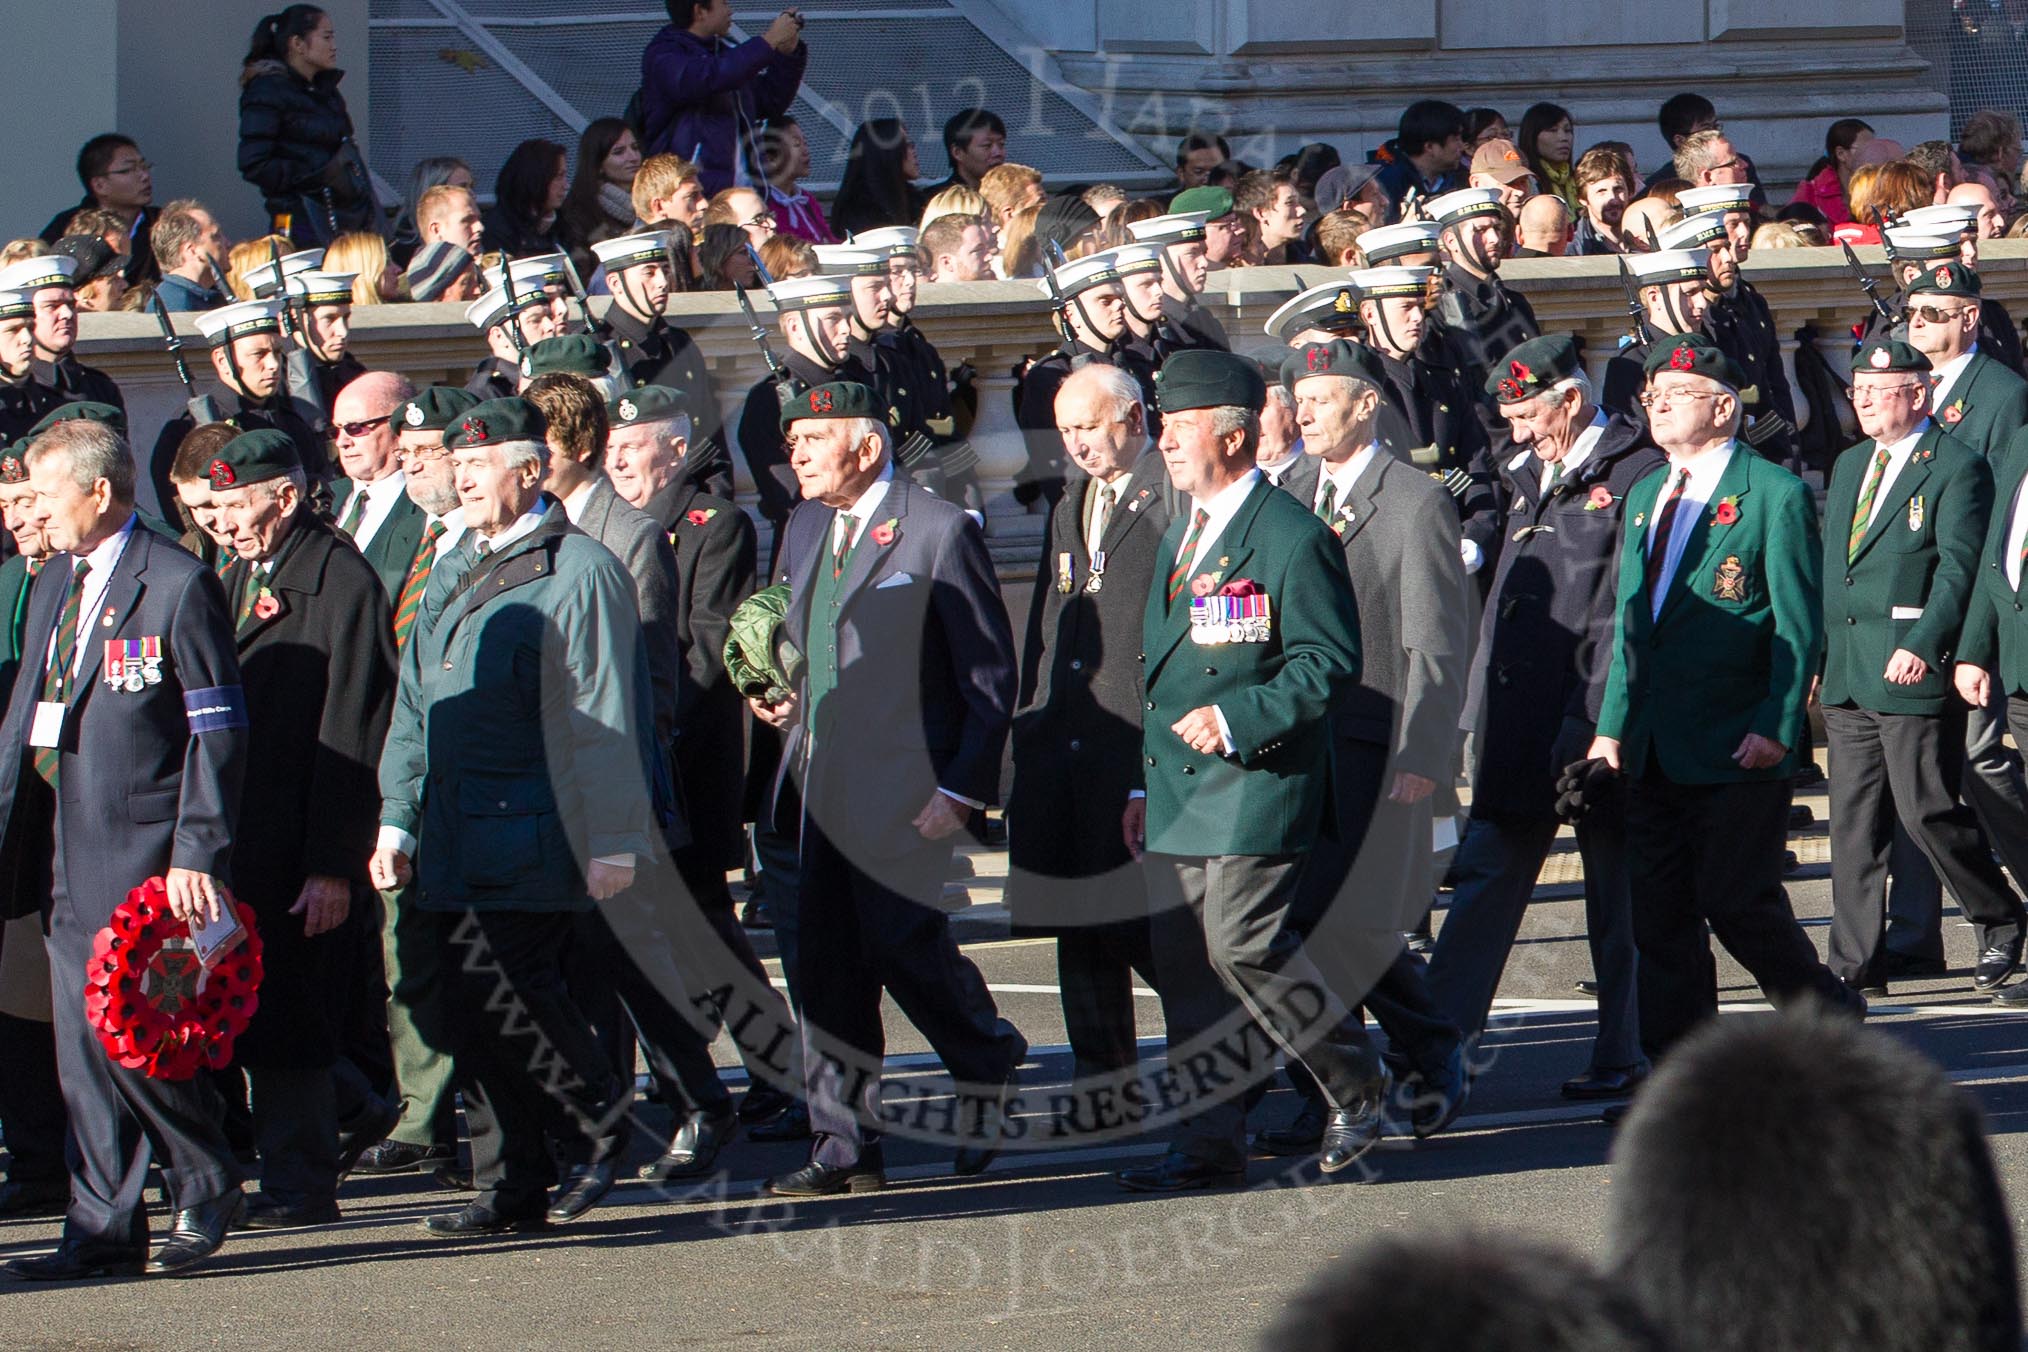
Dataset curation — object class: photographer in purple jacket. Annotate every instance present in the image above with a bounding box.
[640,1,810,195]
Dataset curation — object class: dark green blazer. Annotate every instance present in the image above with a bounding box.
[334,475,427,602]
[1139,476,1362,857]
[1596,447,1821,782]
[1959,449,2028,695]
[1935,351,2028,464]
[1820,424,1990,715]
[0,554,31,701]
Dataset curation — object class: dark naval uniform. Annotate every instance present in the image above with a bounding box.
[28,355,123,418]
[596,304,733,499]
[1431,262,1540,441]
[1705,280,1799,467]
[148,394,328,529]
[1373,346,1500,569]
[464,356,520,403]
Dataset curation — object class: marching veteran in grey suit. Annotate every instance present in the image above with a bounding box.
[0,419,249,1280]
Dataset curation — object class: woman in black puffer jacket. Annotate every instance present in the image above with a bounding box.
[237,6,377,246]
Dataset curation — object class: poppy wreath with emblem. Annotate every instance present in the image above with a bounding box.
[208,458,237,489]
[1498,358,1535,402]
[83,877,263,1081]
[810,388,835,414]
[1668,346,1697,372]
[461,416,489,442]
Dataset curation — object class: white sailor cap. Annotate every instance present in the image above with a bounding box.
[464,285,550,332]
[811,246,888,278]
[1041,253,1120,300]
[287,271,358,306]
[483,255,566,295]
[1097,242,1166,276]
[194,299,284,346]
[591,232,673,273]
[849,226,920,258]
[1882,228,1960,261]
[1675,184,1754,214]
[1902,204,1979,235]
[0,256,78,295]
[1125,212,1210,245]
[766,273,855,310]
[1349,265,1435,300]
[1658,212,1730,251]
[1427,187,1508,227]
[1355,222,1442,262]
[242,249,323,299]
[1263,279,1364,340]
[1627,248,1712,286]
[0,290,31,321]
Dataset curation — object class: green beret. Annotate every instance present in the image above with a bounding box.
[1490,334,1583,404]
[442,397,548,451]
[1282,339,1387,393]
[1853,337,1933,376]
[1642,332,1746,391]
[1169,186,1235,221]
[27,401,127,439]
[206,428,301,491]
[397,385,482,433]
[1906,260,1983,299]
[609,385,690,428]
[399,385,486,433]
[521,333,611,381]
[1157,348,1267,415]
[779,381,880,432]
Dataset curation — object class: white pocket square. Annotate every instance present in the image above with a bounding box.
[875,572,915,589]
[1890,606,1923,621]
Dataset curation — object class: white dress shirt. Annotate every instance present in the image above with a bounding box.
[46,513,136,685]
[1929,345,1978,410]
[1085,471,1131,555]
[339,470,409,549]
[2004,467,2028,591]
[558,476,599,524]
[1648,443,1736,617]
[1176,469,1262,577]
[1314,445,1379,521]
[1857,423,1927,531]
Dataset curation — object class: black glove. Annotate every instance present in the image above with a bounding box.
[1554,757,1617,824]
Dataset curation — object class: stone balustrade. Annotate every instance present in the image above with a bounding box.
[80,241,2028,581]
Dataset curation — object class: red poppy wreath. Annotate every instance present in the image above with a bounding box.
[83,877,263,1080]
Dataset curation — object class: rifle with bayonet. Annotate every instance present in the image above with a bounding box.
[557,252,597,336]
[1618,256,1656,346]
[1840,240,1896,322]
[732,279,803,407]
[499,262,533,361]
[152,294,224,426]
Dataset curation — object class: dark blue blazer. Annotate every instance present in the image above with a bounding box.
[0,521,247,925]
[777,475,1015,863]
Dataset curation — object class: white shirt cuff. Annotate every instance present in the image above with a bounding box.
[937,787,985,811]
[1460,538,1484,574]
[591,853,636,869]
[377,824,418,858]
[1213,706,1236,756]
[1129,789,1147,800]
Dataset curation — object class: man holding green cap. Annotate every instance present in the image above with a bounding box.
[1589,333,1862,1075]
[1121,348,1382,1189]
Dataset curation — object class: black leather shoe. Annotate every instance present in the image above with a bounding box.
[1974,937,2024,990]
[737,1084,795,1125]
[546,1160,617,1221]
[1560,1064,1647,1101]
[350,1140,457,1175]
[1573,978,1600,997]
[336,1099,404,1176]
[1601,1101,1632,1127]
[145,1191,244,1276]
[1251,1098,1327,1156]
[1116,1152,1246,1192]
[639,1109,736,1182]
[1992,979,2028,1006]
[1319,1089,1388,1174]
[239,1196,340,1230]
[4,1239,145,1281]
[747,1100,811,1142]
[422,1201,550,1237]
[0,1178,70,1218]
[953,1075,1015,1176]
[739,899,773,929]
[765,1150,884,1197]
[434,1165,475,1191]
[1786,803,1815,830]
[1402,1046,1471,1139]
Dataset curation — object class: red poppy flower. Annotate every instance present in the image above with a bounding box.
[253,594,280,620]
[1509,359,1533,383]
[1588,485,1615,510]
[870,520,897,547]
[1943,405,1964,425]
[1714,501,1739,525]
[1668,347,1696,371]
[685,508,714,526]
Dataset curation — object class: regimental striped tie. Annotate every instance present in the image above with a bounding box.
[236,566,266,630]
[1849,447,1891,562]
[338,490,369,539]
[1315,479,1338,523]
[392,520,445,649]
[1644,469,1690,600]
[32,560,92,788]
[832,514,856,579]
[1167,508,1209,604]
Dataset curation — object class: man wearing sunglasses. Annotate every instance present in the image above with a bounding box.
[331,371,429,602]
[1905,262,2028,463]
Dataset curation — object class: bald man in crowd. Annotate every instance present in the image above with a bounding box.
[331,372,428,602]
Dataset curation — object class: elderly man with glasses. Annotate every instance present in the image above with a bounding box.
[331,371,428,601]
[1819,338,2025,998]
[1586,334,1862,1094]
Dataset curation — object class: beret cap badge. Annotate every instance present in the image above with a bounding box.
[1668,346,1696,371]
[208,458,236,489]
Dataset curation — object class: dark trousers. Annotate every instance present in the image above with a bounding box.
[676,847,802,1095]
[0,1011,69,1184]
[246,1064,338,1205]
[795,821,1021,1168]
[1884,824,1946,965]
[1056,921,1158,1085]
[1824,702,2025,983]
[1426,809,1643,1072]
[46,904,239,1249]
[1146,852,1383,1169]
[1626,768,1858,1059]
[752,823,804,1010]
[434,907,626,1213]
